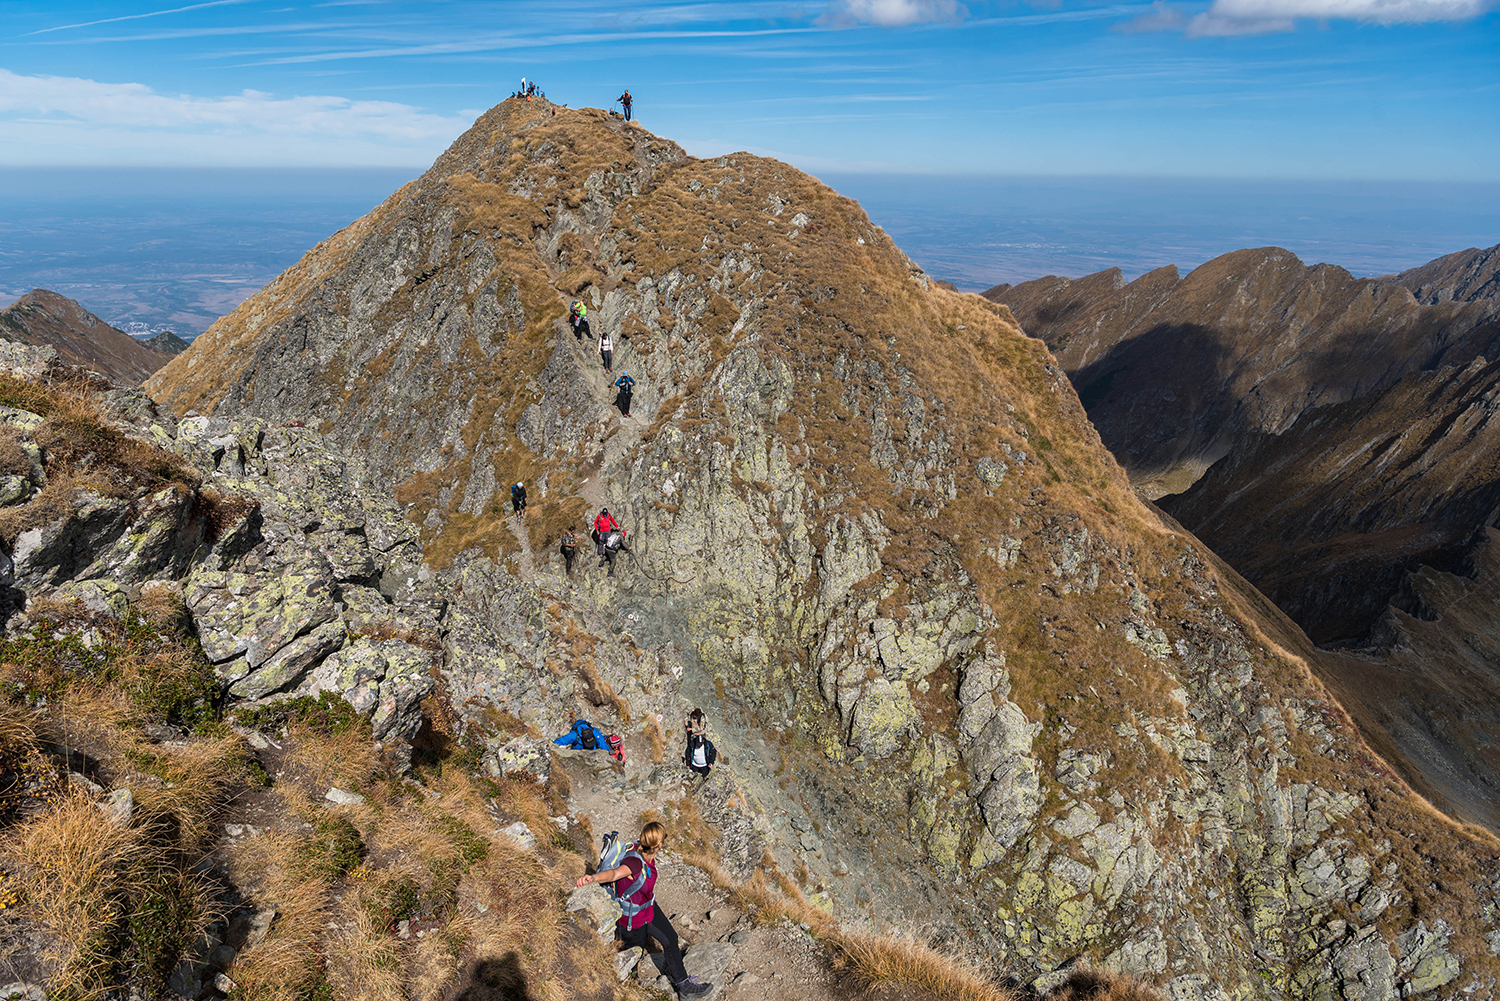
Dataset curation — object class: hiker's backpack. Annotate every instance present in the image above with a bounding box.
[573,719,599,750]
[597,832,652,919]
[685,734,717,768]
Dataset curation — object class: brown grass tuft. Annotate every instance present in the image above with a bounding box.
[7,794,146,998]
[284,722,382,794]
[1042,967,1167,1001]
[831,930,1017,1001]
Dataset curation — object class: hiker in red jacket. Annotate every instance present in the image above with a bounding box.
[593,508,619,556]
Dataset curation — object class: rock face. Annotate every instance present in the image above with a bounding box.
[1394,243,1500,305]
[0,289,170,385]
[1159,354,1500,828]
[133,99,1500,998]
[985,249,1500,497]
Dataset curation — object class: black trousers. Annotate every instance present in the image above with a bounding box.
[619,911,685,983]
[561,545,576,574]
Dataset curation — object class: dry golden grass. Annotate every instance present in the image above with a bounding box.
[1042,967,1166,1000]
[284,722,381,794]
[133,736,242,849]
[0,703,39,757]
[226,831,334,1001]
[8,794,145,998]
[322,897,406,1001]
[831,930,1017,1001]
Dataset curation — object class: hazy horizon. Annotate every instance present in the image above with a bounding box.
[2,167,1497,335]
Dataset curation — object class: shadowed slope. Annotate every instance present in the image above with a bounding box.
[987,249,1500,497]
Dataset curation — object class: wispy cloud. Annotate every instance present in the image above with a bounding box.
[819,0,969,28]
[1122,0,1496,34]
[23,0,263,36]
[0,68,467,165]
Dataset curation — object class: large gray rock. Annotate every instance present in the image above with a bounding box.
[186,554,339,668]
[566,883,619,939]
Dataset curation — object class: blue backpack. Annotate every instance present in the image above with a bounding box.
[598,831,652,920]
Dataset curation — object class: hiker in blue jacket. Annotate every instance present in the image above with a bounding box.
[554,719,609,750]
[614,372,636,418]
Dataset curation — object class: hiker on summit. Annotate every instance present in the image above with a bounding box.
[614,371,635,418]
[574,822,710,997]
[560,525,579,576]
[599,330,614,372]
[511,481,527,517]
[570,300,590,339]
[618,89,633,121]
[593,508,619,556]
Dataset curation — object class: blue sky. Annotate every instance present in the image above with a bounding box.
[1,0,1497,179]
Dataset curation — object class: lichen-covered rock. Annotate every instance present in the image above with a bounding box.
[186,555,340,668]
[565,883,618,939]
[486,735,551,783]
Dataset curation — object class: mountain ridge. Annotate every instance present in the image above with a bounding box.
[0,288,174,385]
[139,99,1500,999]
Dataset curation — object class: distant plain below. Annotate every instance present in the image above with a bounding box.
[2,167,1498,338]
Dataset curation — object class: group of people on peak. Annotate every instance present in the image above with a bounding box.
[561,708,719,996]
[516,77,542,100]
[570,300,637,417]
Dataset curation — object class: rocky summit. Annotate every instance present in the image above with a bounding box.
[0,288,176,385]
[6,98,1500,1001]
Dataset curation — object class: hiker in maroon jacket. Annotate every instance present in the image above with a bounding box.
[574,822,710,996]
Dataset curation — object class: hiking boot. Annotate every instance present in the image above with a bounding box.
[674,976,712,997]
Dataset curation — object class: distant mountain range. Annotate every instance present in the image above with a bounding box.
[0,288,181,385]
[988,243,1500,825]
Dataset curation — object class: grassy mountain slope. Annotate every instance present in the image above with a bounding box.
[147,99,1500,1000]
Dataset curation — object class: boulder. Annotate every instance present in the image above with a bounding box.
[187,555,339,668]
[486,735,551,783]
[231,619,347,700]
[566,882,619,939]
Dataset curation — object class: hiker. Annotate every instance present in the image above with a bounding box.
[684,730,716,780]
[592,508,619,556]
[618,89,633,121]
[570,300,590,339]
[560,525,579,576]
[599,330,614,372]
[511,481,527,517]
[607,733,625,764]
[683,708,705,739]
[574,822,710,997]
[601,528,631,576]
[553,718,609,751]
[614,371,635,417]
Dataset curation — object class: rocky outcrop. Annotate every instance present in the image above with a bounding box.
[132,100,1500,998]
[0,289,169,385]
[986,249,1500,497]
[1159,351,1500,827]
[1394,243,1500,305]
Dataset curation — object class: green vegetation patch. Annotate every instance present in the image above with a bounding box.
[233,691,366,738]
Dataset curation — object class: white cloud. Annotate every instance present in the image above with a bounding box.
[0,69,471,166]
[1183,0,1493,33]
[820,0,969,27]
